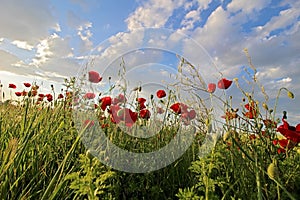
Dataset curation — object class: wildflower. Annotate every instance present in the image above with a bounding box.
[110,104,121,124]
[217,78,232,89]
[15,92,22,96]
[23,83,31,88]
[156,89,166,98]
[58,93,64,99]
[32,85,39,90]
[112,94,126,105]
[117,108,138,127]
[207,83,216,93]
[156,107,164,114]
[170,103,181,114]
[38,94,45,98]
[140,109,151,119]
[277,117,300,143]
[29,89,38,97]
[9,84,17,89]
[99,96,112,111]
[21,91,27,96]
[277,148,286,154]
[221,111,238,120]
[188,109,196,120]
[84,92,96,99]
[45,94,53,102]
[137,97,147,110]
[243,101,258,119]
[88,71,102,83]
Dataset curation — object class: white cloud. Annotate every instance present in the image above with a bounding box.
[125,0,185,30]
[12,40,34,51]
[0,0,57,45]
[227,0,271,14]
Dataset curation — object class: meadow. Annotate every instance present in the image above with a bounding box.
[1,54,300,199]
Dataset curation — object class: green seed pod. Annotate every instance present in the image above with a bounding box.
[262,102,268,110]
[267,161,279,180]
[287,91,294,99]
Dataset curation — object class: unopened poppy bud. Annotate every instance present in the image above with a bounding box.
[287,91,294,99]
[223,131,231,141]
[267,160,279,180]
[233,78,238,82]
[262,103,268,110]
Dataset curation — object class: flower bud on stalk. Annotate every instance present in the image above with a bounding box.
[267,160,279,180]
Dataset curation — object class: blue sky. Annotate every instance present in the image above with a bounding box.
[0,0,299,123]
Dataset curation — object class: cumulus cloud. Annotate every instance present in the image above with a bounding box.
[0,0,57,45]
[126,0,185,30]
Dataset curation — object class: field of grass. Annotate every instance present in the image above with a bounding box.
[1,56,300,199]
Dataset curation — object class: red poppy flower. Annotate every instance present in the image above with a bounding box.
[9,84,17,89]
[88,71,102,83]
[140,109,151,119]
[180,103,189,113]
[30,90,38,97]
[84,92,96,99]
[277,118,300,143]
[125,110,138,127]
[37,97,43,102]
[137,97,146,104]
[156,90,166,98]
[277,148,286,154]
[217,78,232,89]
[170,103,181,114]
[45,94,53,102]
[137,97,147,110]
[99,96,112,111]
[278,139,295,149]
[188,109,196,120]
[117,108,138,127]
[58,94,64,99]
[24,83,31,88]
[21,91,27,96]
[207,83,216,93]
[243,101,258,119]
[15,92,22,96]
[156,107,164,114]
[112,94,126,105]
[221,111,238,120]
[110,104,121,124]
[38,94,45,98]
[32,85,39,90]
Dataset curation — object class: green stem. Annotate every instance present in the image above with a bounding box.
[255,156,263,200]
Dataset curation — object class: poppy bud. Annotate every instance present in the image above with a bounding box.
[267,160,279,180]
[287,91,294,99]
[262,103,268,110]
[223,131,231,141]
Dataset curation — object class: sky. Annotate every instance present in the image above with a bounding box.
[0,0,299,123]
